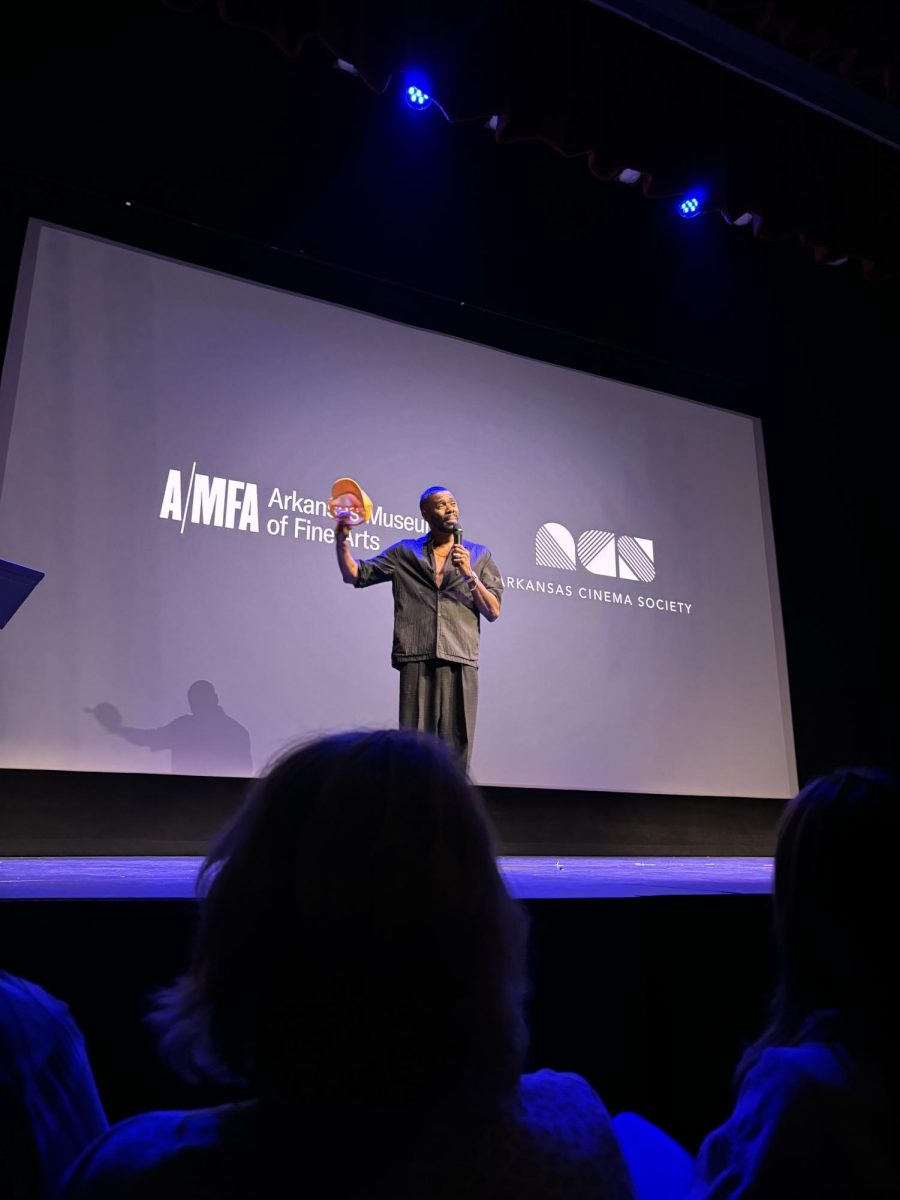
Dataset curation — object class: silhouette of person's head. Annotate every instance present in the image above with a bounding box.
[153,729,528,1116]
[188,680,219,715]
[741,766,900,1077]
[775,767,900,1021]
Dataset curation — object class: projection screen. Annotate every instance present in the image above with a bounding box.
[0,221,797,797]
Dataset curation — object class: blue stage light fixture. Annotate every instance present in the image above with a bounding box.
[405,85,432,111]
[678,195,703,218]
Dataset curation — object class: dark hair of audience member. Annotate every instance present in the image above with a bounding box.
[150,729,529,1119]
[736,766,900,1083]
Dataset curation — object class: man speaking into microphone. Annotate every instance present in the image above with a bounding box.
[335,486,503,768]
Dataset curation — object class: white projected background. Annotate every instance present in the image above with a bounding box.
[0,222,796,797]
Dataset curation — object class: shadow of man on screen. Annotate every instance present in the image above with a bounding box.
[86,680,253,777]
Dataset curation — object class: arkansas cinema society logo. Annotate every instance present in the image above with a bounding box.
[536,522,655,581]
[502,520,692,616]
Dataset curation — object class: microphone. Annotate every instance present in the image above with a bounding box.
[451,524,474,590]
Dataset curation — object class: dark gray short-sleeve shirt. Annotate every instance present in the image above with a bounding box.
[355,535,503,668]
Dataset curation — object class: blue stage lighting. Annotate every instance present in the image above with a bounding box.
[678,194,704,219]
[405,85,432,111]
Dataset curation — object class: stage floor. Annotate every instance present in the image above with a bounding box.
[0,856,773,900]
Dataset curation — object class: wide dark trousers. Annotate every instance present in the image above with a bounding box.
[397,659,478,768]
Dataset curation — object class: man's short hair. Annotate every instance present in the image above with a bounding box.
[419,486,450,508]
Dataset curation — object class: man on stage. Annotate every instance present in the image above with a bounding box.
[335,486,503,767]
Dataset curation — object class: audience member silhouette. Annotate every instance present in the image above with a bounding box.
[688,766,900,1199]
[58,729,636,1199]
[87,680,252,776]
[0,970,107,1199]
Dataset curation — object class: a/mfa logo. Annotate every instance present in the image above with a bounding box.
[536,523,655,582]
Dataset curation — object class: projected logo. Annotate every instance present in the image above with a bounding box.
[160,464,260,533]
[536,523,655,582]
